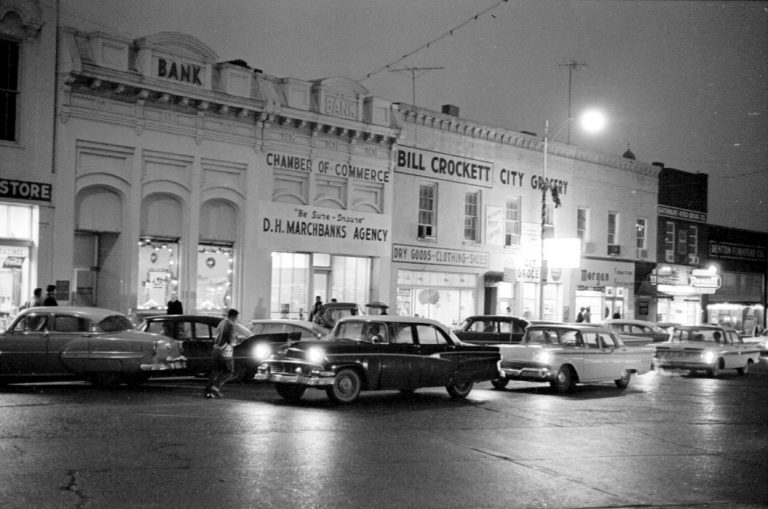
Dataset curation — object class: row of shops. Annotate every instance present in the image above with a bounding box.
[1,4,766,331]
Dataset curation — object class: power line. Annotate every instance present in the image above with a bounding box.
[388,66,446,105]
[360,0,509,82]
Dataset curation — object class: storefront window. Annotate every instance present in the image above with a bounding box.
[397,270,476,327]
[271,252,309,319]
[0,204,36,326]
[197,244,233,311]
[137,238,179,311]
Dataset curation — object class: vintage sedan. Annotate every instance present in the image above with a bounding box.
[0,306,186,386]
[494,324,653,393]
[602,319,670,345]
[249,319,329,340]
[138,314,302,381]
[255,315,501,404]
[452,315,530,345]
[654,325,761,376]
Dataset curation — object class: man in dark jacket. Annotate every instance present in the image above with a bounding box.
[43,284,58,306]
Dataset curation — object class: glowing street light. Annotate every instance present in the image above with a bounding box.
[539,108,607,320]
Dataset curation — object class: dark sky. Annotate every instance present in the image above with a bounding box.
[60,0,768,233]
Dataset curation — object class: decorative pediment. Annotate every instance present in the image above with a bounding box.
[311,77,369,121]
[133,32,218,90]
[133,32,218,61]
[0,0,43,38]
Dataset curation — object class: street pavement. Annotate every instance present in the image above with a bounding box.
[1,359,767,509]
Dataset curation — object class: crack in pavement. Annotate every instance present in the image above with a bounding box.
[59,469,90,509]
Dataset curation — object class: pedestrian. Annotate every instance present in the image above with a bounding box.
[22,288,44,309]
[308,295,323,322]
[576,307,585,323]
[612,312,621,319]
[43,284,58,306]
[584,306,592,323]
[166,292,183,315]
[204,308,240,399]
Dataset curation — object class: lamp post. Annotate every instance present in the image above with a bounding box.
[538,110,606,320]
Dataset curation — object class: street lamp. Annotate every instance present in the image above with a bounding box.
[539,109,606,320]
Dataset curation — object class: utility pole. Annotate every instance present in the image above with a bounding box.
[389,66,445,105]
[558,60,587,144]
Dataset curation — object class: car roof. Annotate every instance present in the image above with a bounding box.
[143,314,222,322]
[336,315,447,327]
[463,315,528,321]
[19,306,127,321]
[603,319,656,326]
[527,323,614,333]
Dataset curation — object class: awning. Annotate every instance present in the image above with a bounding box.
[484,271,504,283]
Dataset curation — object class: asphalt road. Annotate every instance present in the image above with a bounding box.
[1,362,767,509]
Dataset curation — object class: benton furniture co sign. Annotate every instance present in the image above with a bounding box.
[0,178,52,201]
[258,202,390,256]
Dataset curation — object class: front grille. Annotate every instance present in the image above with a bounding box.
[269,362,307,375]
[657,350,701,360]
[501,359,544,370]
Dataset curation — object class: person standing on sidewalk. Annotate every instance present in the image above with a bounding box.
[204,308,240,399]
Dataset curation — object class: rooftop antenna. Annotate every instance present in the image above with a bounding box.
[389,66,445,105]
[559,59,587,144]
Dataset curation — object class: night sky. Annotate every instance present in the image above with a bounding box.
[60,0,768,233]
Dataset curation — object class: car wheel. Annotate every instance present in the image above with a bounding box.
[614,370,631,388]
[550,366,575,393]
[326,368,362,404]
[275,383,306,402]
[737,359,752,377]
[446,380,473,399]
[709,358,725,377]
[491,378,508,390]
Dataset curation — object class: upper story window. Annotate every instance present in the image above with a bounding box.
[505,197,521,246]
[0,38,20,142]
[418,184,436,239]
[664,221,675,252]
[577,207,588,242]
[688,225,698,255]
[607,212,619,245]
[464,191,479,242]
[635,218,647,249]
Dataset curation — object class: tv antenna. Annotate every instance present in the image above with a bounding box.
[559,59,587,144]
[389,66,445,105]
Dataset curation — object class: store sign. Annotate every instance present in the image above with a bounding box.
[0,246,28,268]
[657,205,707,223]
[393,244,489,268]
[156,57,203,86]
[0,178,52,201]
[266,151,390,183]
[709,241,766,261]
[395,147,493,187]
[578,260,634,289]
[689,270,721,292]
[259,202,390,256]
[485,206,504,246]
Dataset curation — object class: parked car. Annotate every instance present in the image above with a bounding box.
[138,314,301,381]
[255,315,501,404]
[452,315,530,345]
[249,319,329,340]
[654,325,762,376]
[312,302,360,329]
[0,306,186,386]
[494,323,654,393]
[602,318,671,345]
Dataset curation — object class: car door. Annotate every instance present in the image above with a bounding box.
[186,320,216,374]
[48,313,90,374]
[1,312,57,374]
[415,324,457,387]
[725,330,750,368]
[558,329,586,378]
[377,323,420,389]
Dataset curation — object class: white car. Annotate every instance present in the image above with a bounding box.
[249,319,329,340]
[654,325,762,376]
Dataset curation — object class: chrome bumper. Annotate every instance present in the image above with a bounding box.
[140,356,187,371]
[654,359,711,370]
[254,365,335,387]
[499,366,553,381]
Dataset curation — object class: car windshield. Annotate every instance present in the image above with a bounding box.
[97,315,135,333]
[330,320,388,343]
[674,329,724,343]
[526,329,562,345]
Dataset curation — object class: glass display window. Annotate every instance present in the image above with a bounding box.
[137,238,179,311]
[197,243,234,311]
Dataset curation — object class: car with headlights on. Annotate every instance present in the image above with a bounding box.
[654,325,761,376]
[255,315,501,404]
[1,306,186,387]
[249,319,329,340]
[138,314,301,381]
[452,315,530,345]
[493,324,653,393]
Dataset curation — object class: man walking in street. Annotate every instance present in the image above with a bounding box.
[204,308,240,399]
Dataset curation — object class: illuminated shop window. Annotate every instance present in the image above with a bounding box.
[197,243,234,311]
[137,238,179,311]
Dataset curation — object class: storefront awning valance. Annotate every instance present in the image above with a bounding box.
[484,271,504,283]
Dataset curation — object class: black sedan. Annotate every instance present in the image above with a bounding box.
[452,315,530,345]
[255,315,501,404]
[138,314,301,381]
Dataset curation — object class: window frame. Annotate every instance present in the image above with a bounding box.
[607,211,619,246]
[463,190,480,242]
[505,197,521,247]
[417,184,437,239]
[0,36,21,142]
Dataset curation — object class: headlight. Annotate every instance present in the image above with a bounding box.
[702,351,715,364]
[307,346,326,364]
[254,343,272,361]
[534,351,552,364]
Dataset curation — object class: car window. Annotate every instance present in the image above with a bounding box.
[393,325,414,344]
[53,315,89,332]
[528,330,556,345]
[143,321,165,335]
[416,325,448,345]
[195,322,214,341]
[97,315,134,332]
[333,321,365,341]
[11,314,49,332]
[583,332,599,349]
[561,331,581,347]
[599,334,617,348]
[362,322,387,344]
[499,321,511,333]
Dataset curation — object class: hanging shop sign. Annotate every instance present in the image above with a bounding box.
[393,244,489,268]
[395,147,493,187]
[689,269,721,293]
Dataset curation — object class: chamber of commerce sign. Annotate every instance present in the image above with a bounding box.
[392,244,489,268]
[266,152,390,184]
[395,147,493,187]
